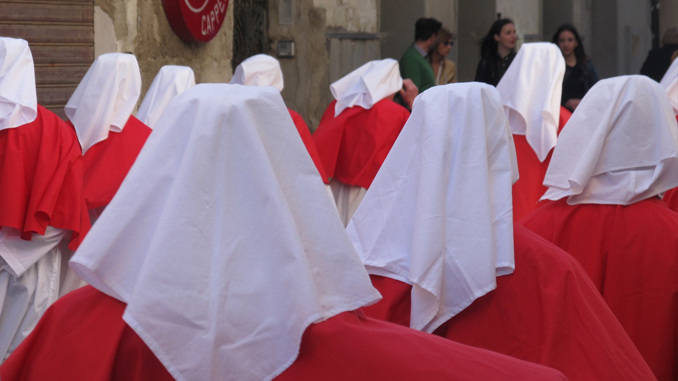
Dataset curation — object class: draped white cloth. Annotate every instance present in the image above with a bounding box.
[70,84,380,381]
[65,53,141,154]
[136,65,195,129]
[660,57,678,114]
[230,54,284,91]
[0,38,37,131]
[347,83,517,334]
[497,42,565,162]
[542,75,678,205]
[331,59,403,117]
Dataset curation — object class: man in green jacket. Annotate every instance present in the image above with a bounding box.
[400,18,442,94]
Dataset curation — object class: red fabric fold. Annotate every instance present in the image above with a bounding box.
[363,225,654,381]
[522,198,678,381]
[78,116,152,210]
[512,106,572,221]
[2,285,568,381]
[0,105,90,249]
[663,187,678,212]
[288,109,329,184]
[313,99,409,189]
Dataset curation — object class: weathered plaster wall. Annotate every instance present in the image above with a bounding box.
[94,0,234,101]
[497,0,542,41]
[313,0,378,32]
[269,0,329,129]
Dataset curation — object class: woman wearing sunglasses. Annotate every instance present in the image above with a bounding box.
[428,28,457,85]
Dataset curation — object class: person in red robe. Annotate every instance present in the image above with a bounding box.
[659,57,678,212]
[230,54,330,184]
[2,84,568,381]
[522,75,678,381]
[0,38,90,361]
[65,53,151,214]
[313,59,418,224]
[496,43,571,221]
[346,83,654,380]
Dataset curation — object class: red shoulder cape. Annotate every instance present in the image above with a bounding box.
[288,109,329,184]
[312,99,410,189]
[79,116,152,210]
[663,187,678,212]
[0,105,90,249]
[522,198,678,381]
[2,286,567,381]
[362,225,654,380]
[512,106,571,221]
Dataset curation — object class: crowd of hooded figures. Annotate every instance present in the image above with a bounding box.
[0,18,677,381]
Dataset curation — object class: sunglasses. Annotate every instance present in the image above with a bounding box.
[443,41,454,47]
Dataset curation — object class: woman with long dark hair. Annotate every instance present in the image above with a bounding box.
[552,24,599,111]
[475,18,517,86]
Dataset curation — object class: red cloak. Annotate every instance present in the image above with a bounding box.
[362,225,654,380]
[512,106,572,221]
[522,197,678,381]
[663,187,678,212]
[2,285,568,381]
[288,109,329,184]
[0,105,90,249]
[76,116,152,210]
[312,99,410,189]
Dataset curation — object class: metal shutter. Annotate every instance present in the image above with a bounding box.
[0,0,94,119]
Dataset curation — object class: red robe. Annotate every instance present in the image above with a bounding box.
[288,109,329,184]
[1,286,568,381]
[0,105,90,249]
[313,99,410,189]
[522,198,678,381]
[362,225,654,380]
[76,116,152,210]
[512,106,572,221]
[663,187,678,212]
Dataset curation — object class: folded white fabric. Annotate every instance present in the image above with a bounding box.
[230,54,284,91]
[70,84,380,381]
[0,38,37,131]
[497,42,565,162]
[65,53,141,154]
[330,58,403,117]
[347,83,517,334]
[136,65,195,129]
[542,75,678,205]
[660,57,678,114]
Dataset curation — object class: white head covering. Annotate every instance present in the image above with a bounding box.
[346,83,517,334]
[70,84,380,381]
[497,42,565,162]
[660,57,678,114]
[330,58,403,117]
[65,53,141,154]
[542,75,678,205]
[0,38,37,131]
[229,54,284,91]
[136,65,195,129]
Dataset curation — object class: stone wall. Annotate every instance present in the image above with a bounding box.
[94,0,234,101]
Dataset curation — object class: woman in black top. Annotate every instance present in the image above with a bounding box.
[475,19,517,86]
[552,24,599,111]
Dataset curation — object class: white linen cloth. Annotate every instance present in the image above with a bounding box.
[70,84,380,381]
[331,58,403,117]
[497,42,565,162]
[329,180,367,226]
[346,83,517,334]
[0,38,37,131]
[542,75,678,205]
[136,65,195,129]
[229,54,284,91]
[660,57,678,114]
[65,53,141,154]
[0,226,66,361]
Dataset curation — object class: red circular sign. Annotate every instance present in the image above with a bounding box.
[162,0,230,43]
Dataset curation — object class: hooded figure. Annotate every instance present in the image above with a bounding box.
[496,43,572,220]
[348,83,655,380]
[523,75,678,381]
[230,54,329,185]
[313,59,411,225]
[0,38,90,361]
[66,53,150,213]
[1,84,571,381]
[136,65,196,129]
[660,58,678,212]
